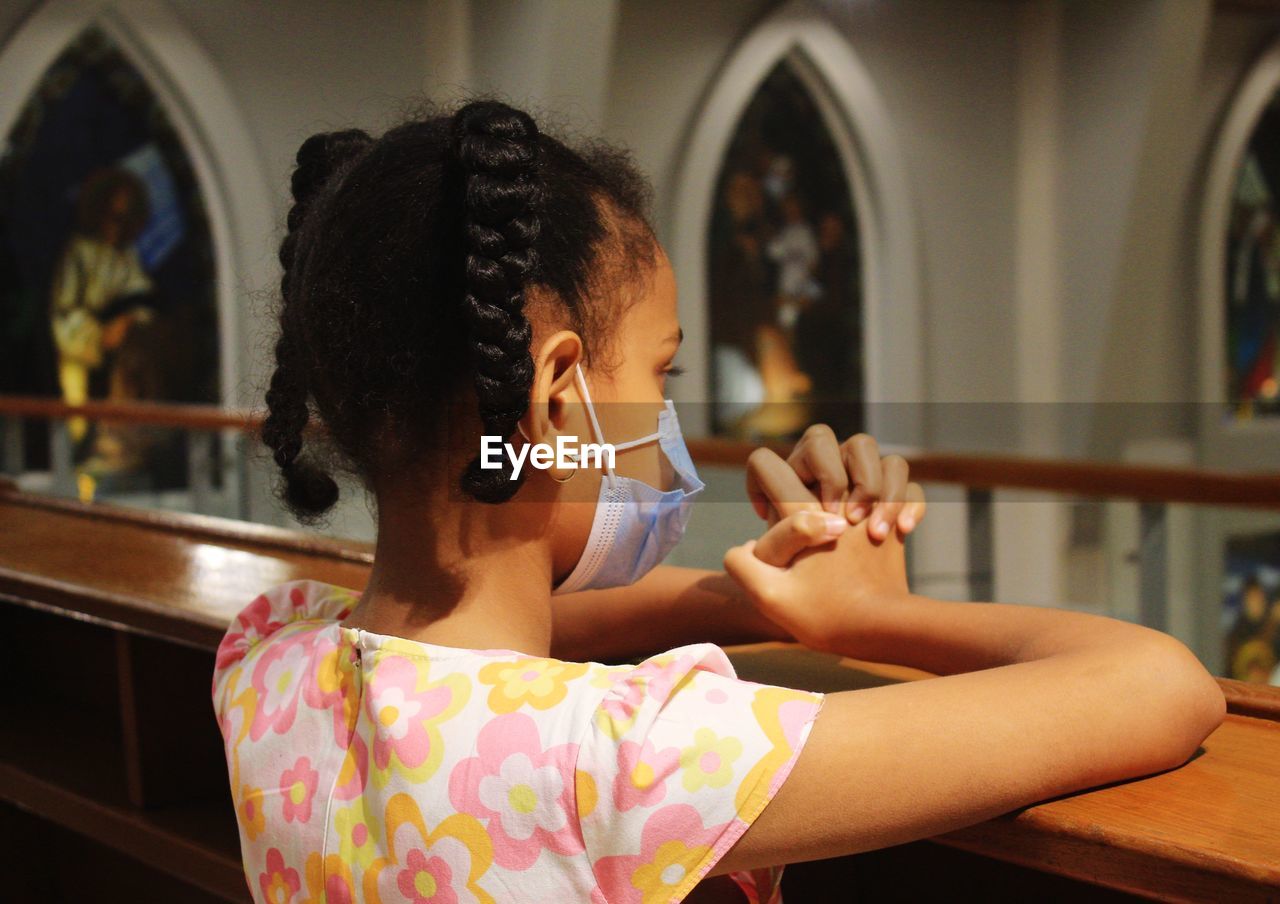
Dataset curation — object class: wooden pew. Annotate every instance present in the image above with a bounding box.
[0,482,1276,902]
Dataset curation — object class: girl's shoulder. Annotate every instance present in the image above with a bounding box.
[213,578,359,677]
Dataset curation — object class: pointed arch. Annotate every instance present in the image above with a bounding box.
[669,0,922,444]
[0,0,273,408]
[1198,34,1280,467]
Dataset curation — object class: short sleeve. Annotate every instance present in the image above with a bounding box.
[574,643,824,903]
[212,579,359,689]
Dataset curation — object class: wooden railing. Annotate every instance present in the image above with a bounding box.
[4,394,1280,506]
[4,394,1279,648]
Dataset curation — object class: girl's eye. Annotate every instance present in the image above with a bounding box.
[663,365,686,378]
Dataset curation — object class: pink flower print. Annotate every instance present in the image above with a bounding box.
[238,783,266,840]
[679,727,743,793]
[303,636,360,747]
[634,652,697,702]
[397,848,458,904]
[280,756,319,824]
[448,712,584,870]
[593,804,727,904]
[613,739,680,811]
[365,654,468,785]
[594,654,700,741]
[248,631,314,741]
[595,675,646,740]
[259,847,302,904]
[216,591,286,670]
[365,793,494,904]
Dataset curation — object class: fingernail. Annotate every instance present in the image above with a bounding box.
[822,514,848,539]
[847,503,868,522]
[900,515,916,532]
[872,518,887,538]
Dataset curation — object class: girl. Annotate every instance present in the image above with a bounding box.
[213,100,1225,904]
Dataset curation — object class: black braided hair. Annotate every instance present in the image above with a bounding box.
[261,98,657,523]
[453,101,542,501]
[262,129,372,522]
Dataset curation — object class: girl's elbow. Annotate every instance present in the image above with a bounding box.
[1146,637,1227,764]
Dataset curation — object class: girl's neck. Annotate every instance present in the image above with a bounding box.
[342,487,559,657]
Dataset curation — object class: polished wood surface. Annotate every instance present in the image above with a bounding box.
[1,481,1278,901]
[6,394,1280,508]
[0,486,370,649]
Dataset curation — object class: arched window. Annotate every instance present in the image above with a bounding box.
[707,59,863,441]
[0,26,218,481]
[1224,98,1280,421]
[669,0,921,448]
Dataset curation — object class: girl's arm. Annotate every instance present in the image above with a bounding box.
[711,518,1227,872]
[549,564,789,662]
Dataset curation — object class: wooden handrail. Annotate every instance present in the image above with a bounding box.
[5,394,1280,508]
[0,395,273,433]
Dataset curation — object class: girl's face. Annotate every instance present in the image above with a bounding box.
[542,245,683,583]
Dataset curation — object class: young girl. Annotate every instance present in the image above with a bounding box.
[212,100,1226,904]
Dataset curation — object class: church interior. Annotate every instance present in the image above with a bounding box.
[1,0,1278,901]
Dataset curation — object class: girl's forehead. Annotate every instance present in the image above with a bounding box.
[638,254,678,322]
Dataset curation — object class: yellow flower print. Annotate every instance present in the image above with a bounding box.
[238,783,266,841]
[364,793,495,904]
[679,727,742,793]
[302,851,354,904]
[734,685,822,814]
[217,667,258,793]
[478,657,588,713]
[575,769,598,819]
[334,802,379,870]
[631,839,714,904]
[589,663,620,690]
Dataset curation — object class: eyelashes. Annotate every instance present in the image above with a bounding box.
[663,365,686,378]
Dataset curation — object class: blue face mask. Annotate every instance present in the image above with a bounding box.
[552,364,704,595]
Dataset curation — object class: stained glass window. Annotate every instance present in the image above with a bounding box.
[707,60,863,441]
[0,27,219,490]
[1226,95,1280,420]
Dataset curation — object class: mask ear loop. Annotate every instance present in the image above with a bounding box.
[574,365,620,489]
[516,417,577,484]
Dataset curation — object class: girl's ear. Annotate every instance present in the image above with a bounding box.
[523,330,584,447]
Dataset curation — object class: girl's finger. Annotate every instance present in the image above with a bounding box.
[746,447,825,522]
[723,540,786,607]
[841,433,883,521]
[786,424,848,515]
[869,455,909,540]
[753,511,847,567]
[898,481,927,533]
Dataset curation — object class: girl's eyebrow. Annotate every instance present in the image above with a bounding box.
[664,327,683,347]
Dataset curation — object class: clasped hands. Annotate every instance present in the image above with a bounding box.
[724,425,925,654]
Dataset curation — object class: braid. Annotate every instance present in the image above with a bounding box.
[451,101,543,502]
[262,129,372,523]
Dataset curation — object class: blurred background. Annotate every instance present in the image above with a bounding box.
[3,0,1280,686]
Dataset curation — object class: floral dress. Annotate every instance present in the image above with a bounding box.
[212,579,825,904]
